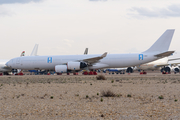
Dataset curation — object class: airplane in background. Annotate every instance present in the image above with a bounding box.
[0,44,39,75]
[6,29,175,74]
[126,56,180,73]
[137,57,180,72]
[84,48,88,55]
[30,44,39,56]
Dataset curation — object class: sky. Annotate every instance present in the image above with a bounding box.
[1,0,180,59]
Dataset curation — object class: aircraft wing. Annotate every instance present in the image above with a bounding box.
[80,52,107,64]
[168,58,180,61]
[155,51,174,57]
[155,62,180,67]
[155,55,180,67]
[155,56,180,67]
[155,64,169,67]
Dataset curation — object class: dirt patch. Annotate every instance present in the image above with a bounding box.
[0,73,180,119]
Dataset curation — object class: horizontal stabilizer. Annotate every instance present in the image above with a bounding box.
[155,51,174,57]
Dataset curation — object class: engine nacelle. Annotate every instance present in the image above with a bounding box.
[172,66,180,73]
[174,67,179,73]
[55,62,87,73]
[55,65,67,73]
[161,66,173,73]
[161,66,180,73]
[67,62,87,70]
[126,67,133,73]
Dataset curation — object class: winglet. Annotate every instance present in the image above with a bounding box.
[101,52,107,58]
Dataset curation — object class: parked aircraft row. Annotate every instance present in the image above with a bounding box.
[4,29,176,75]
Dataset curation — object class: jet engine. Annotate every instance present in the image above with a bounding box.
[161,66,173,73]
[172,66,180,73]
[126,67,133,73]
[161,66,180,74]
[55,62,87,73]
[55,65,67,73]
[165,66,171,73]
[173,67,179,73]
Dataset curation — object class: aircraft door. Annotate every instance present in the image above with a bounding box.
[16,58,23,66]
[16,58,20,64]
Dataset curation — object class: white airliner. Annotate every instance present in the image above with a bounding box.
[6,30,175,73]
[0,44,39,75]
[83,47,180,73]
[134,57,180,73]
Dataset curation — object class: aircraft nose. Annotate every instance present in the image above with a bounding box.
[6,60,11,67]
[5,61,9,66]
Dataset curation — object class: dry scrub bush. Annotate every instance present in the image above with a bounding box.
[96,75,106,80]
[101,90,116,97]
[158,95,164,99]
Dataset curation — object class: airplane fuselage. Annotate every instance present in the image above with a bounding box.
[6,53,159,70]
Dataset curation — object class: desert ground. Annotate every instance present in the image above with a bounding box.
[0,72,180,120]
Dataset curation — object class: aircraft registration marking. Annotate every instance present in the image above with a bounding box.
[139,54,143,60]
[47,57,52,63]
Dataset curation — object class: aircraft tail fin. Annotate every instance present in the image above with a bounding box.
[20,51,25,56]
[84,48,88,55]
[143,29,175,53]
[30,44,39,56]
